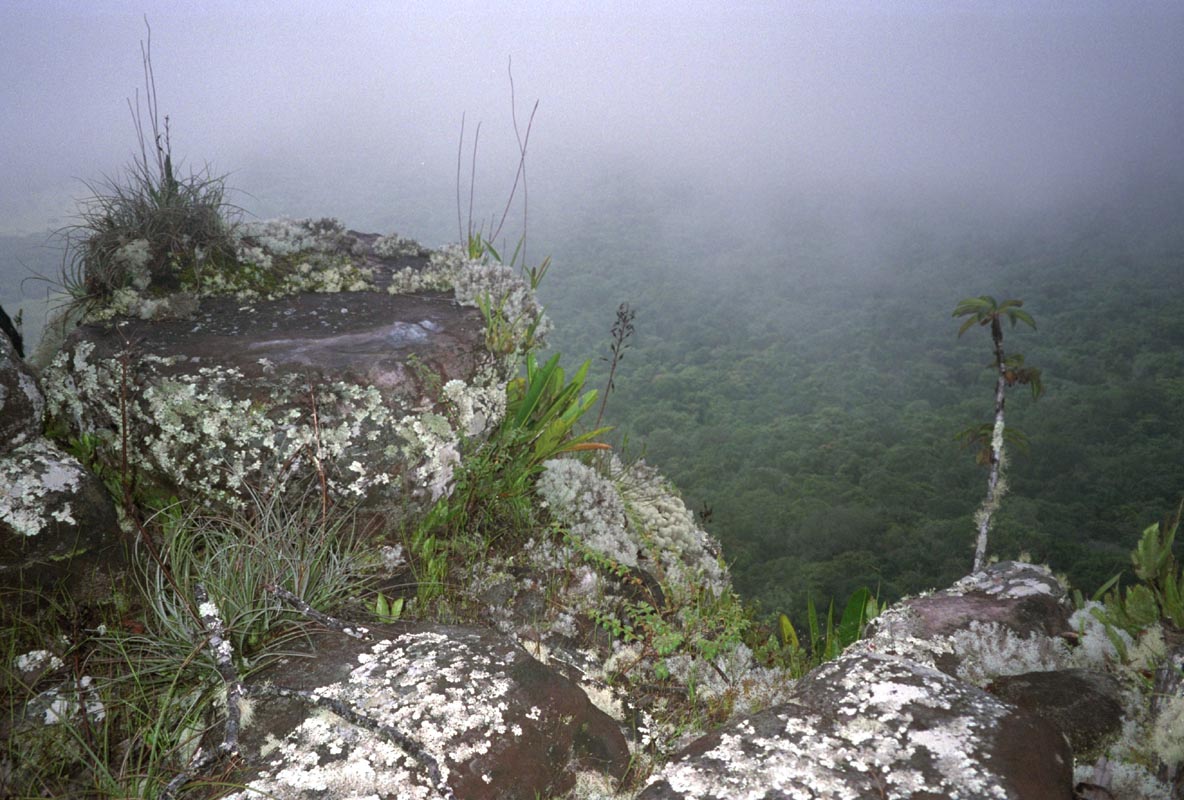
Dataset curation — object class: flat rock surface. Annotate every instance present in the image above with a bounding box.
[76,290,486,392]
[989,668,1124,759]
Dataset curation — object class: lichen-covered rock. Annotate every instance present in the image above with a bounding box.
[0,325,43,453]
[0,438,120,589]
[1149,640,1184,796]
[228,623,631,800]
[640,651,1074,800]
[34,219,552,515]
[854,561,1074,682]
[989,668,1125,761]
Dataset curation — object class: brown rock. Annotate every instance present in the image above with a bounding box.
[226,623,630,800]
[989,668,1125,761]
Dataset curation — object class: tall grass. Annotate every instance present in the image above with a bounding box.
[57,19,239,312]
[0,481,371,798]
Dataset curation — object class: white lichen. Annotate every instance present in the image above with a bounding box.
[14,649,63,673]
[0,440,86,537]
[949,621,1070,686]
[387,245,550,353]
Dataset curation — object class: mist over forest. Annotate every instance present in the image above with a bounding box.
[2,1,1182,620]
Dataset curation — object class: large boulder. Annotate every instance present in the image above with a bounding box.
[1,332,121,593]
[989,668,1125,762]
[225,622,631,800]
[640,651,1074,800]
[37,220,541,515]
[855,561,1075,683]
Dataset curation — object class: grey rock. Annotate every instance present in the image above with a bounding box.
[0,438,121,592]
[641,651,1074,800]
[39,281,498,514]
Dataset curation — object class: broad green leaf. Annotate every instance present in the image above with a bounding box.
[806,595,821,654]
[837,586,872,646]
[1162,569,1184,628]
[1090,572,1123,603]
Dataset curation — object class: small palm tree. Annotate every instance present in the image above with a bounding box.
[953,296,1043,571]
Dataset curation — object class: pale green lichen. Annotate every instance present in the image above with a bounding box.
[40,335,510,509]
[228,630,563,799]
[1150,695,1184,767]
[536,459,635,567]
[948,621,1071,686]
[536,456,726,593]
[373,233,428,259]
[648,654,1020,800]
[1068,601,1133,668]
[387,245,551,353]
[0,440,86,537]
[617,459,727,593]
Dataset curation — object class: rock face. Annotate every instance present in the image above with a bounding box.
[989,668,1124,761]
[14,217,1175,798]
[0,439,120,585]
[0,330,121,593]
[635,561,1148,799]
[37,220,535,515]
[227,623,631,800]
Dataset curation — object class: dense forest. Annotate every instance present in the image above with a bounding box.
[3,176,1182,627]
[532,175,1184,623]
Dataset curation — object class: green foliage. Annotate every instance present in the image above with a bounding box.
[504,352,613,477]
[764,587,879,676]
[476,284,548,355]
[539,202,1184,626]
[138,486,369,657]
[408,351,609,613]
[573,526,750,712]
[373,591,405,622]
[0,589,230,797]
[1128,505,1184,628]
[953,295,1037,337]
[1088,502,1184,647]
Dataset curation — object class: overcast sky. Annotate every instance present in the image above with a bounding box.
[2,0,1182,241]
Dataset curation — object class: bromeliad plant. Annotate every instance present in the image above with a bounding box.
[59,19,239,313]
[408,353,611,609]
[501,352,613,486]
[1090,503,1184,643]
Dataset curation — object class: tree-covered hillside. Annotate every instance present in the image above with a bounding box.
[3,179,1181,629]
[536,180,1184,622]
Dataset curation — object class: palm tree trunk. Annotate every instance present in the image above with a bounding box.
[973,318,1009,572]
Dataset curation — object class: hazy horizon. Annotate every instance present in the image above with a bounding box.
[3,1,1182,249]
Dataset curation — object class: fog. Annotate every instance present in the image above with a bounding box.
[2,1,1183,256]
